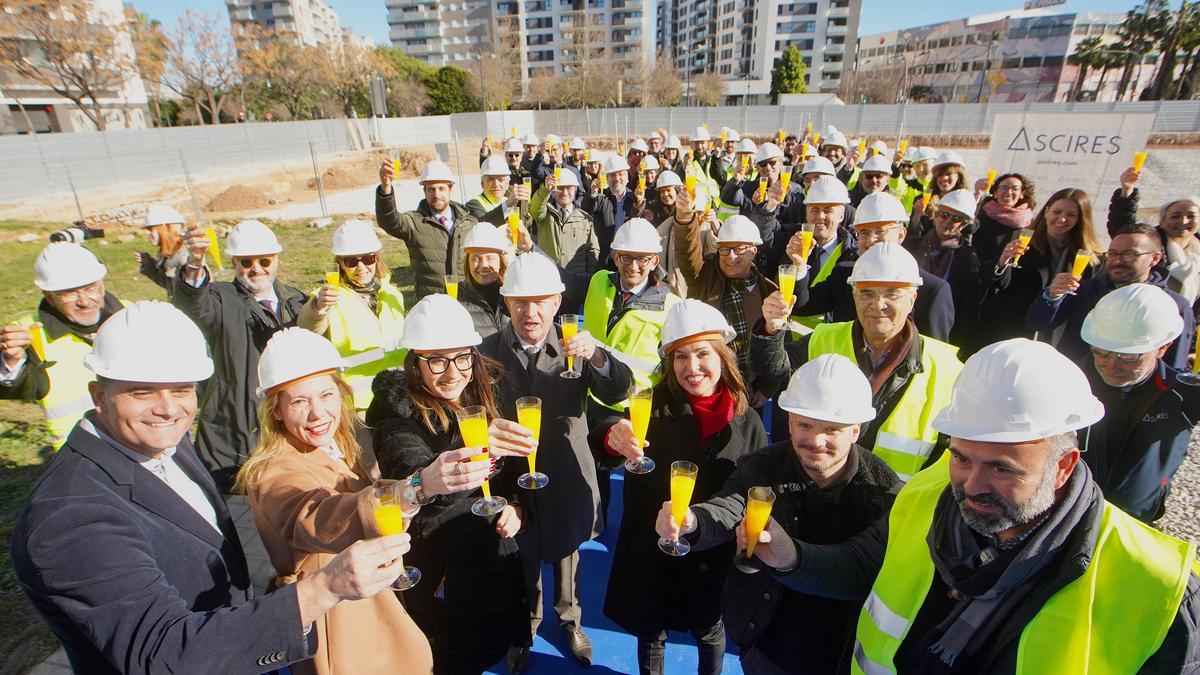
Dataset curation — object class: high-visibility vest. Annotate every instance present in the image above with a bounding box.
[852,456,1199,675]
[685,159,721,215]
[582,271,679,410]
[808,322,961,481]
[18,313,104,448]
[794,241,844,330]
[322,281,407,410]
[471,191,503,211]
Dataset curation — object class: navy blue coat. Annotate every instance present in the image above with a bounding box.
[11,421,311,674]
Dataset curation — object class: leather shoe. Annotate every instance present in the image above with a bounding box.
[506,645,530,674]
[561,624,593,666]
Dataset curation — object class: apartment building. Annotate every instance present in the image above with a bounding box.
[226,0,345,47]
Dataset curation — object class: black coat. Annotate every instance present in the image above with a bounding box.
[458,279,510,340]
[11,421,310,674]
[584,188,640,263]
[173,277,307,492]
[971,197,1035,265]
[365,370,530,658]
[593,383,767,638]
[689,442,899,672]
[911,241,982,349]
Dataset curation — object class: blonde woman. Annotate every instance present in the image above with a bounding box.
[236,327,433,675]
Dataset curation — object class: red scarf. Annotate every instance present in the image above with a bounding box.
[689,386,736,448]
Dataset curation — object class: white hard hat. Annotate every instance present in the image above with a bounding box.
[665,136,682,150]
[587,151,604,165]
[545,134,562,147]
[84,301,213,383]
[144,203,185,228]
[903,147,920,163]
[399,294,483,350]
[659,298,736,356]
[824,124,840,137]
[933,338,1103,443]
[735,138,757,155]
[860,155,893,175]
[649,131,663,141]
[521,133,539,146]
[331,219,382,256]
[629,138,649,153]
[692,126,711,142]
[463,223,514,253]
[556,169,580,188]
[932,150,965,170]
[822,131,849,149]
[611,218,662,253]
[803,176,850,205]
[256,327,346,397]
[500,252,567,297]
[569,137,587,151]
[869,140,889,155]
[34,242,107,292]
[912,146,937,163]
[1081,283,1184,354]
[801,156,836,177]
[504,137,523,153]
[716,215,763,245]
[938,189,977,218]
[419,160,456,185]
[778,354,876,424]
[853,192,910,227]
[656,170,683,189]
[848,242,923,287]
[225,219,282,256]
[725,129,741,142]
[603,154,628,175]
[641,155,661,172]
[755,142,784,164]
[480,155,510,177]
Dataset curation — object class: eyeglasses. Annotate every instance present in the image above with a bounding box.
[339,254,377,268]
[935,209,970,225]
[853,287,913,303]
[617,253,656,268]
[1103,250,1156,263]
[996,183,1023,193]
[237,257,274,269]
[416,352,475,374]
[857,224,902,241]
[1091,348,1145,364]
[717,245,756,257]
[54,280,104,304]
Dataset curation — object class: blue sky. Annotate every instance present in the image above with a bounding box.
[142,0,1139,45]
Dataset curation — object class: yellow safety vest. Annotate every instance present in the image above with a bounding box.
[582,271,679,411]
[685,159,721,215]
[322,281,407,410]
[18,312,106,449]
[471,191,504,211]
[794,241,844,330]
[808,322,961,481]
[853,456,1199,675]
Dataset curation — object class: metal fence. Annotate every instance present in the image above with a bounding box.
[2,100,1198,205]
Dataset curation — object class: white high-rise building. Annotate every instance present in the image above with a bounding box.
[226,0,345,47]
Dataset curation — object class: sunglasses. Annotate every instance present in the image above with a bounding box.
[339,254,377,267]
[237,257,274,269]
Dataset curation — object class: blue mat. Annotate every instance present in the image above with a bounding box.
[486,471,744,674]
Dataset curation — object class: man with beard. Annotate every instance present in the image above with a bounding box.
[719,143,803,255]
[1027,223,1193,369]
[175,220,306,491]
[745,338,1200,673]
[910,189,981,349]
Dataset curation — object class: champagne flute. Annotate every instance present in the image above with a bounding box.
[516,396,548,489]
[624,388,656,474]
[733,486,776,574]
[325,263,341,290]
[455,406,508,517]
[205,226,224,270]
[1069,249,1091,295]
[1132,151,1147,173]
[372,483,421,590]
[559,314,582,379]
[778,264,800,309]
[658,460,698,556]
[1011,228,1034,269]
[444,274,459,300]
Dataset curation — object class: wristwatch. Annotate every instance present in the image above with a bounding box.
[408,471,435,506]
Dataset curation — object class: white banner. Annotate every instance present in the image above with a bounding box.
[986,112,1156,243]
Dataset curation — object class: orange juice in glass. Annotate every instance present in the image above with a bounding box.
[392,159,401,180]
[812,132,821,147]
[507,211,520,245]
[799,222,815,260]
[372,483,421,590]
[456,406,507,517]
[28,322,47,361]
[205,227,224,270]
[444,274,459,299]
[986,169,997,189]
[516,396,548,489]
[638,171,647,192]
[1133,151,1147,173]
[658,460,698,556]
[899,139,909,156]
[743,486,776,559]
[559,313,581,379]
[554,166,562,183]
[778,129,786,145]
[1011,227,1034,268]
[1069,249,1091,295]
[685,174,697,200]
[325,263,340,290]
[780,171,792,194]
[625,388,655,474]
[757,178,768,201]
[778,264,800,308]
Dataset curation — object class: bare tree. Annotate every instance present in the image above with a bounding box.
[468,28,521,111]
[0,0,135,131]
[633,57,682,107]
[386,76,428,117]
[692,70,726,106]
[318,41,394,117]
[239,35,325,120]
[161,10,238,124]
[839,64,905,104]
[125,6,168,125]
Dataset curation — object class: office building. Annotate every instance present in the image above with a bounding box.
[226,0,345,47]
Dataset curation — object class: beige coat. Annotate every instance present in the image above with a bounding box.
[247,442,433,675]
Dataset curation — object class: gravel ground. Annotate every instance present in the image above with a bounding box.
[1156,428,1200,552]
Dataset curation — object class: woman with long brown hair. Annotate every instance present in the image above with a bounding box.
[972,172,1037,264]
[595,299,767,675]
[236,327,433,675]
[365,293,534,674]
[908,151,968,240]
[970,187,1102,356]
[457,224,516,339]
[135,203,189,297]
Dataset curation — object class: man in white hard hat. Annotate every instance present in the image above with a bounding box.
[136,203,189,295]
[466,155,531,222]
[749,338,1200,673]
[12,301,414,674]
[772,176,856,330]
[1028,222,1194,371]
[177,219,307,491]
[1078,283,1199,523]
[910,188,982,348]
[654,170,716,298]
[535,167,600,274]
[535,134,582,195]
[720,143,802,256]
[521,132,542,176]
[585,153,648,262]
[566,137,588,170]
[0,243,123,448]
[848,155,899,208]
[657,354,901,674]
[685,126,722,210]
[626,138,649,174]
[755,242,963,481]
[819,130,855,185]
[794,192,956,341]
[647,130,664,157]
[377,158,482,299]
[481,252,635,669]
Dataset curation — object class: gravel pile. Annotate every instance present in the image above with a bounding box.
[1156,428,1200,551]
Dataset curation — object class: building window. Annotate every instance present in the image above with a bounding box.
[1020,56,1041,68]
[1002,57,1020,69]
[1043,55,1064,67]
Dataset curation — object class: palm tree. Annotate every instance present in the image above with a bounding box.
[1096,47,1127,101]
[1069,36,1106,100]
[1116,0,1171,100]
[1170,1,1200,98]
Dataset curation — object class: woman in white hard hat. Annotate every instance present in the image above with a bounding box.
[1108,166,1200,305]
[298,219,407,413]
[908,151,969,241]
[456,223,515,338]
[909,189,982,348]
[366,294,533,674]
[135,203,189,295]
[597,299,767,675]
[972,172,1037,264]
[662,136,685,177]
[236,328,434,675]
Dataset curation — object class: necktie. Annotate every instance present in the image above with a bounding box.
[438,215,448,229]
[258,299,276,319]
[524,345,541,379]
[810,246,824,273]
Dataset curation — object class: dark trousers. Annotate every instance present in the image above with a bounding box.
[521,550,582,637]
[636,620,725,675]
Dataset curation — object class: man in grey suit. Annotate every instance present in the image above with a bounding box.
[482,252,633,673]
[11,301,413,675]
